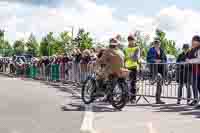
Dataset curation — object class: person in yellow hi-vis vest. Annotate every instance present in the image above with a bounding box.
[124,35,140,103]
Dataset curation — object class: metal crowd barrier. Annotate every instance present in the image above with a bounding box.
[0,61,96,84]
[1,61,200,104]
[136,62,200,103]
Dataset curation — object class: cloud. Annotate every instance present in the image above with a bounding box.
[155,6,200,46]
[0,0,62,5]
[0,0,116,42]
[0,0,200,48]
[126,6,200,47]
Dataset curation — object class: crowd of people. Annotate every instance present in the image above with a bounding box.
[8,49,97,82]
[0,34,200,108]
[94,34,200,108]
[150,36,200,107]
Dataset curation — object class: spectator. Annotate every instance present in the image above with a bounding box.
[186,35,200,107]
[73,48,82,63]
[38,57,45,80]
[80,49,91,82]
[147,39,167,104]
[90,48,97,61]
[124,35,140,103]
[62,54,70,80]
[176,44,192,104]
[72,48,82,82]
[43,57,50,80]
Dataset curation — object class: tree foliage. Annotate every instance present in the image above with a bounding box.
[0,30,4,39]
[155,29,178,56]
[134,31,150,58]
[0,30,13,56]
[39,32,55,56]
[13,39,25,55]
[0,28,179,58]
[74,29,93,50]
[25,33,39,56]
[2,41,12,56]
[53,31,72,55]
[39,37,49,56]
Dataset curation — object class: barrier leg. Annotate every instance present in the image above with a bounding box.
[136,96,150,104]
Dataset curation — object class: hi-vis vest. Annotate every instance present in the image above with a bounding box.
[124,46,140,69]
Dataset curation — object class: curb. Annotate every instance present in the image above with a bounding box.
[0,72,15,78]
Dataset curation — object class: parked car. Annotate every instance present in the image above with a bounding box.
[14,56,26,64]
[23,54,33,63]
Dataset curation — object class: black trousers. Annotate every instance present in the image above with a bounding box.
[192,75,200,101]
[150,64,166,102]
[129,68,137,101]
[178,83,191,102]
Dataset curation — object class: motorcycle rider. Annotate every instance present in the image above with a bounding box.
[96,38,128,89]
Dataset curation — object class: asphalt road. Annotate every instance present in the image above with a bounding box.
[0,75,83,133]
[1,75,200,133]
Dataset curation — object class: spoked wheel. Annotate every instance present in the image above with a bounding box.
[109,80,128,110]
[81,77,96,104]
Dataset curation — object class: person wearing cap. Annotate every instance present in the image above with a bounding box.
[96,38,125,88]
[186,35,200,107]
[176,44,192,104]
[124,35,140,103]
[147,39,167,104]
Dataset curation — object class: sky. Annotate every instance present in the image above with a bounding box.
[1,0,200,47]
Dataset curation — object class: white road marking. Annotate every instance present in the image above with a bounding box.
[80,104,98,133]
[147,122,158,133]
[11,131,20,133]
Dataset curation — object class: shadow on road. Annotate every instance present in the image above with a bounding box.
[151,104,200,119]
[180,110,200,119]
[153,105,192,112]
[6,75,200,118]
[126,101,200,119]
[37,81,82,97]
[61,103,117,112]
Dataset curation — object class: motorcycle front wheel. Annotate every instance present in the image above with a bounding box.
[109,79,128,110]
[81,77,96,104]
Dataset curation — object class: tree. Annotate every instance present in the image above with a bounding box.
[0,30,13,56]
[2,41,13,56]
[46,32,55,56]
[134,31,150,58]
[0,30,4,50]
[154,29,178,56]
[25,33,39,56]
[74,29,93,50]
[60,31,73,52]
[39,32,55,56]
[0,30,5,55]
[39,37,49,56]
[52,31,72,55]
[13,39,25,55]
[0,30,4,40]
